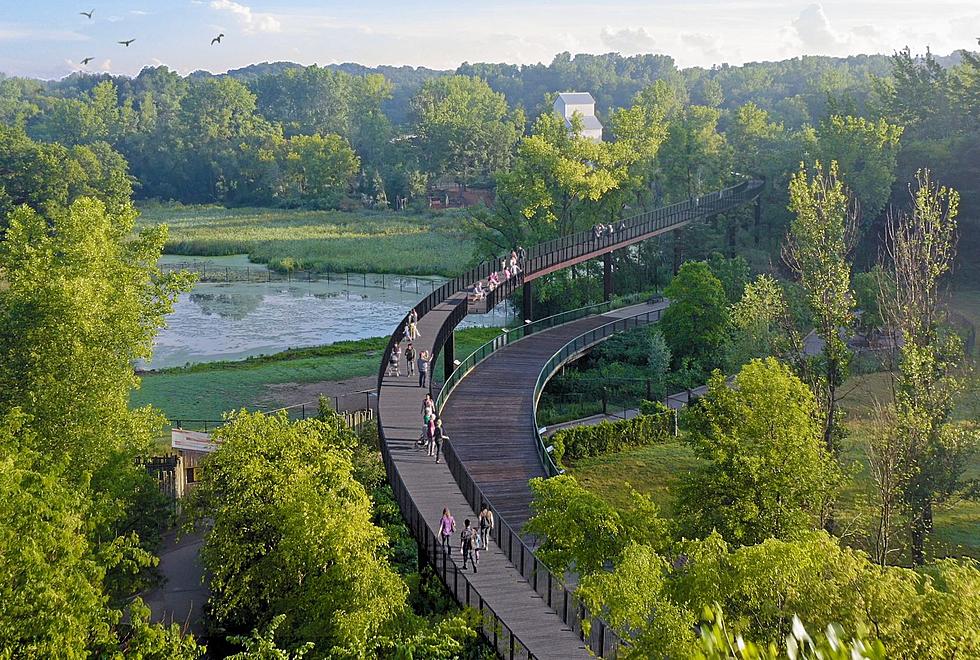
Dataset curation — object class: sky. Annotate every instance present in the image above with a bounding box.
[2,1,978,79]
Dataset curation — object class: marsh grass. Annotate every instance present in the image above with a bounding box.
[137,204,477,276]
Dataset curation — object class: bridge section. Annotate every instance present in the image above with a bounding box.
[376,180,764,657]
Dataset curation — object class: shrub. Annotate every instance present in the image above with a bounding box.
[549,405,673,467]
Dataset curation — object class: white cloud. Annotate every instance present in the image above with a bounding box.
[599,26,657,54]
[790,3,849,53]
[210,0,281,34]
[680,32,723,62]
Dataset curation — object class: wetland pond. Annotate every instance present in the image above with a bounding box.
[145,255,512,369]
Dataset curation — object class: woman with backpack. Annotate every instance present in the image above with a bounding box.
[460,519,477,572]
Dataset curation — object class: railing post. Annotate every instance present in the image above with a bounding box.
[603,251,613,301]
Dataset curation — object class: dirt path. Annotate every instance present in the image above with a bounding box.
[262,375,379,412]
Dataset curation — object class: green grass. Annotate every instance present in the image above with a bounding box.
[136,204,477,276]
[133,327,504,423]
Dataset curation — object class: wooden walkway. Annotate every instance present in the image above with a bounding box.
[439,302,664,534]
[377,295,591,659]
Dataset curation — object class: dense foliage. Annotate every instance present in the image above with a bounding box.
[549,404,672,466]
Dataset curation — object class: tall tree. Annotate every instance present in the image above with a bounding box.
[879,170,976,565]
[412,75,523,188]
[659,260,730,373]
[678,359,841,545]
[784,161,857,457]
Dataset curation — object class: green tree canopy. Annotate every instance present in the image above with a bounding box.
[412,75,523,187]
[660,260,730,371]
[678,358,841,545]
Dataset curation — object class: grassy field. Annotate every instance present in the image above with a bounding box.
[133,326,504,423]
[136,204,477,276]
[568,289,980,562]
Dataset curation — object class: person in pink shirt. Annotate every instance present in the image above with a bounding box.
[439,507,456,555]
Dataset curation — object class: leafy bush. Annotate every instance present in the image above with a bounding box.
[550,404,672,466]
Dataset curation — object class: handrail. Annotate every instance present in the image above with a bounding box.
[434,300,614,410]
[532,307,665,476]
[376,178,764,657]
[378,428,538,658]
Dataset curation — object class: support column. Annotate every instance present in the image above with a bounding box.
[603,252,613,301]
[522,280,533,324]
[443,331,455,381]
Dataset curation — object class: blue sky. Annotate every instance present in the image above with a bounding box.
[2,1,978,79]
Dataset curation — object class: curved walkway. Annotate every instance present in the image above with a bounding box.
[376,180,764,657]
[439,302,665,534]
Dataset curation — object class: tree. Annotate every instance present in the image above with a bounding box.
[578,543,696,658]
[412,75,523,187]
[524,475,668,576]
[811,115,903,227]
[0,126,133,224]
[278,133,360,207]
[468,111,636,253]
[729,274,801,368]
[879,170,977,565]
[784,160,857,457]
[188,411,408,652]
[0,198,188,493]
[660,261,730,372]
[678,359,841,545]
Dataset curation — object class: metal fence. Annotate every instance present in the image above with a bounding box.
[168,400,375,434]
[161,262,443,294]
[379,430,536,659]
[532,308,664,476]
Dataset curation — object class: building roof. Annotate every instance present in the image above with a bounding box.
[564,114,603,131]
[556,92,596,105]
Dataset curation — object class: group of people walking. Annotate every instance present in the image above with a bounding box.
[471,246,526,301]
[387,308,432,387]
[438,504,495,573]
[417,393,447,462]
[592,219,627,242]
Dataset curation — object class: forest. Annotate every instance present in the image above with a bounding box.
[1,43,979,658]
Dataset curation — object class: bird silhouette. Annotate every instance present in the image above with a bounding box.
[118,39,136,47]
[80,9,94,19]
[81,57,94,65]
[211,33,224,45]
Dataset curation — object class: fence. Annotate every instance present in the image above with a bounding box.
[161,261,444,294]
[168,399,375,434]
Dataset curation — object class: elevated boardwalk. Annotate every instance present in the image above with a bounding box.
[376,180,764,657]
[439,302,665,534]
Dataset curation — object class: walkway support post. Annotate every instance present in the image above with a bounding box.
[603,252,613,301]
[443,331,455,382]
[522,280,533,326]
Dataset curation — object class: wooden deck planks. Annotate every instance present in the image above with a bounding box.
[377,296,591,659]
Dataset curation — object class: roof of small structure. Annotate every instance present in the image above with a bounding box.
[564,114,603,131]
[556,92,596,105]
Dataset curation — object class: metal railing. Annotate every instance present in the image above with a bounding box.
[375,179,763,657]
[379,430,536,659]
[441,438,620,657]
[532,308,664,476]
[435,301,614,408]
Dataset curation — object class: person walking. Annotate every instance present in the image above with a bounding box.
[418,350,430,388]
[460,519,477,572]
[439,507,455,556]
[433,418,446,463]
[426,415,437,456]
[387,342,400,377]
[478,504,494,550]
[405,342,416,377]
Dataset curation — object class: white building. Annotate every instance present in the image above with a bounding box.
[554,92,603,142]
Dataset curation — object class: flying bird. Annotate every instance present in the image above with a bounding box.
[80,9,94,19]
[118,39,136,47]
[81,57,94,65]
[211,33,224,45]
